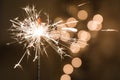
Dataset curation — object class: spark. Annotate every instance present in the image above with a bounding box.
[101,29,119,32]
[78,3,87,7]
[9,6,78,68]
[62,27,78,32]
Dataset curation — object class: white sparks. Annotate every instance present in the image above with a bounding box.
[9,6,78,68]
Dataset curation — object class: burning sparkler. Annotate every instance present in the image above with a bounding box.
[9,6,78,69]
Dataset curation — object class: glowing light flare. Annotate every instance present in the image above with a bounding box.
[60,74,71,80]
[77,30,91,42]
[77,10,88,20]
[87,20,102,31]
[71,57,82,68]
[33,24,46,37]
[63,64,74,74]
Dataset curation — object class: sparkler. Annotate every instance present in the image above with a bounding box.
[9,6,78,69]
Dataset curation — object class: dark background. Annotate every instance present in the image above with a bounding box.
[0,0,120,80]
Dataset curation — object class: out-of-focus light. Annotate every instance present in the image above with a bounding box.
[50,30,60,40]
[60,74,71,80]
[63,64,74,74]
[71,57,82,68]
[87,20,102,31]
[77,30,91,42]
[70,42,81,54]
[60,31,70,42]
[93,14,103,24]
[77,40,88,48]
[66,17,78,28]
[77,10,88,20]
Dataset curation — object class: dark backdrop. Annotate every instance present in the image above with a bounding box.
[0,0,120,80]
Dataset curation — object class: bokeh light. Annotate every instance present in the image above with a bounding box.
[77,10,88,20]
[77,30,91,42]
[60,74,71,80]
[66,17,78,27]
[71,57,82,68]
[60,31,71,42]
[77,40,88,48]
[93,14,103,24]
[70,42,81,54]
[87,20,102,31]
[63,64,74,74]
